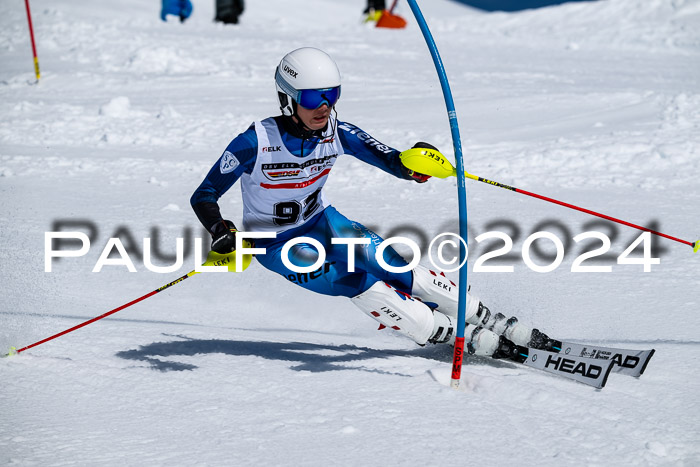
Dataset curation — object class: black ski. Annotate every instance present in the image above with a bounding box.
[513,347,614,389]
[554,341,655,377]
[492,338,614,388]
[528,330,655,377]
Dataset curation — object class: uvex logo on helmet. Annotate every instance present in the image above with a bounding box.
[283,65,298,79]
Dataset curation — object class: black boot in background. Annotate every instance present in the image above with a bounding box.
[215,0,244,24]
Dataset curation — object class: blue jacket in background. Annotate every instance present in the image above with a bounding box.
[161,0,193,22]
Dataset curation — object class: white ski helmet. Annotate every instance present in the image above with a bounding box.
[275,47,342,117]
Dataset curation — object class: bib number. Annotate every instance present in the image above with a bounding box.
[273,188,322,226]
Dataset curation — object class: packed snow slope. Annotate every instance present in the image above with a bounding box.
[1,0,699,465]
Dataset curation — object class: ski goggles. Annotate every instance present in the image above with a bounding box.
[276,69,341,109]
[296,86,341,110]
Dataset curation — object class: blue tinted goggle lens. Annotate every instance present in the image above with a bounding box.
[297,86,341,110]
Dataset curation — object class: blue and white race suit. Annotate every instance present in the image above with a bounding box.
[191,115,415,297]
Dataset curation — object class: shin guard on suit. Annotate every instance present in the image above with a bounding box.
[352,281,435,345]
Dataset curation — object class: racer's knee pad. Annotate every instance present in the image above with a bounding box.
[411,266,480,321]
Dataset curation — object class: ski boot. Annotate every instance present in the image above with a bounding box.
[490,335,529,364]
[528,328,563,352]
[483,310,562,352]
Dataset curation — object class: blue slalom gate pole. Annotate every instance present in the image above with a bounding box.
[406,0,469,389]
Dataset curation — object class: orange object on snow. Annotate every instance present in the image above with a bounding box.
[376,10,407,29]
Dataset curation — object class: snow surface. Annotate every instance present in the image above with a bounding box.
[1,0,699,465]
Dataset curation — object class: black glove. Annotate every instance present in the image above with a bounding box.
[401,142,435,183]
[210,219,238,254]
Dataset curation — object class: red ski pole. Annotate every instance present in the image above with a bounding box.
[6,271,197,357]
[24,0,41,81]
[2,248,252,358]
[401,147,700,253]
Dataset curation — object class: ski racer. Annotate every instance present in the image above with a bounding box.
[191,47,557,358]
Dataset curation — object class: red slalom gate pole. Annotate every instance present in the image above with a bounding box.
[24,0,41,81]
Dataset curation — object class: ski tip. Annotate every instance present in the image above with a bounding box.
[598,359,615,389]
[638,348,656,376]
[693,240,699,253]
[1,347,17,358]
